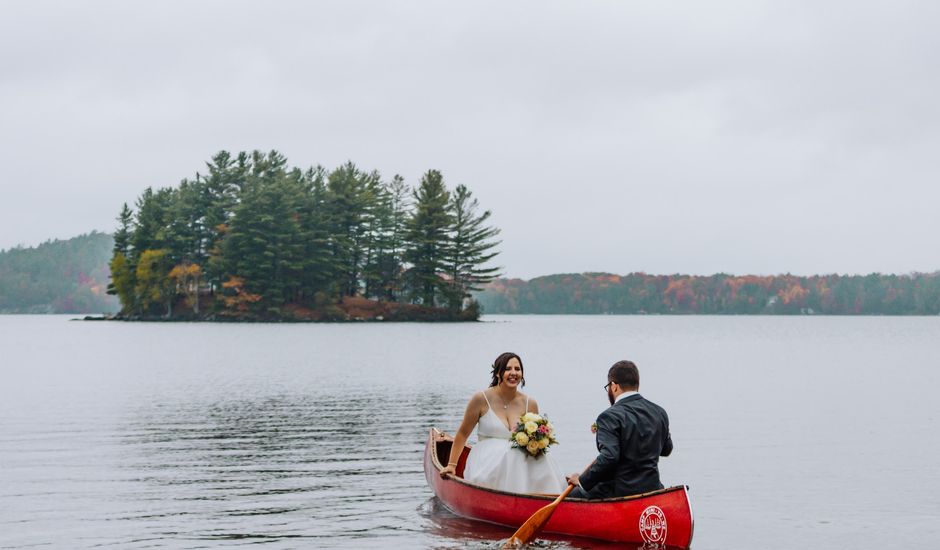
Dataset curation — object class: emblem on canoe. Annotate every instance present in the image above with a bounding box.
[639,505,667,544]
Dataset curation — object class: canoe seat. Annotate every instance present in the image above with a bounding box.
[435,438,471,479]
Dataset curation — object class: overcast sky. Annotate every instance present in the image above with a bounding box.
[1,1,937,279]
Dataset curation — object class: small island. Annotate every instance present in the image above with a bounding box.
[106,150,500,322]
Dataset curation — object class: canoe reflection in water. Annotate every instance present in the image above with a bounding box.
[424,428,694,549]
[421,496,683,550]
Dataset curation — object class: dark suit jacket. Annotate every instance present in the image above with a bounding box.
[578,393,673,498]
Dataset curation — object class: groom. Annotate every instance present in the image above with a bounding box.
[566,360,673,499]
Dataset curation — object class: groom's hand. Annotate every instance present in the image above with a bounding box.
[565,473,580,486]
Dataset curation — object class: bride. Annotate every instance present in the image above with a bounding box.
[440,352,566,494]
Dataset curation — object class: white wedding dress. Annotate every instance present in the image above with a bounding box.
[463,393,567,494]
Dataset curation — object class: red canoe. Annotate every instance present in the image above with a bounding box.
[424,428,694,548]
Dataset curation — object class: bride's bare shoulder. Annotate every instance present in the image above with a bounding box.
[465,390,490,417]
[468,390,489,407]
[523,393,539,412]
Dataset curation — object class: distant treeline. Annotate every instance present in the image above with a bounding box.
[0,232,119,314]
[476,272,940,315]
[109,150,501,320]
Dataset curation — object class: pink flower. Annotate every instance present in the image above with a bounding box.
[538,425,548,434]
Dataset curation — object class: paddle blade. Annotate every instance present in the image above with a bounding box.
[504,503,560,547]
[503,484,575,548]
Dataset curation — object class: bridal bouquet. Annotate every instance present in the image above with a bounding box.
[509,412,558,458]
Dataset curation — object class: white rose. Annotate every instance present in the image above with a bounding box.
[524,421,538,435]
[514,432,529,446]
[522,412,538,423]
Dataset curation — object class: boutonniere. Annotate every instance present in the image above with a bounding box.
[591,422,598,434]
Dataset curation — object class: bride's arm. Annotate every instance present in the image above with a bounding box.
[440,393,484,478]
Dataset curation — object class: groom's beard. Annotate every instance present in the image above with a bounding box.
[607,388,615,406]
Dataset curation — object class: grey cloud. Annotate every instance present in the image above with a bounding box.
[1,0,937,277]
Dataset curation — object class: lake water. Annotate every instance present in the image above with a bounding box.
[1,315,938,549]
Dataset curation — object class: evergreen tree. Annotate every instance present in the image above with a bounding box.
[444,184,502,311]
[203,150,242,230]
[363,175,410,301]
[106,151,502,319]
[204,150,247,292]
[1,232,119,314]
[360,170,384,299]
[384,175,411,299]
[297,165,340,298]
[325,162,373,296]
[223,162,305,310]
[405,170,452,306]
[131,187,175,260]
[166,178,209,266]
[113,203,134,256]
[108,203,136,301]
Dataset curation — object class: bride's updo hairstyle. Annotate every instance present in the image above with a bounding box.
[489,352,525,387]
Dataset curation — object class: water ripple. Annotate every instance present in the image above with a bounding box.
[4,315,940,548]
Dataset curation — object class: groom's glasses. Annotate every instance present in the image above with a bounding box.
[604,382,613,392]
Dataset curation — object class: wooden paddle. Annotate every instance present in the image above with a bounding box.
[502,482,577,548]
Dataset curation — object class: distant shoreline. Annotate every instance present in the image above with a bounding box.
[476,272,940,315]
[79,295,478,323]
[4,233,938,317]
[73,311,940,320]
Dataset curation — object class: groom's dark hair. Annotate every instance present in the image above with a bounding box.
[609,360,640,390]
[490,352,525,387]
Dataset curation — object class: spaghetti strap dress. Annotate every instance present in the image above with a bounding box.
[462,393,566,494]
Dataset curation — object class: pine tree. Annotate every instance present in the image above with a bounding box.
[363,175,411,301]
[223,162,305,311]
[131,187,175,260]
[405,170,452,307]
[107,151,502,318]
[203,151,242,230]
[325,162,373,296]
[108,203,136,303]
[204,151,246,292]
[113,203,134,256]
[384,175,411,300]
[296,165,339,300]
[444,184,502,311]
[166,178,209,266]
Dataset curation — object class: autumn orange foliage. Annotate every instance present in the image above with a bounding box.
[221,276,263,312]
[476,271,940,315]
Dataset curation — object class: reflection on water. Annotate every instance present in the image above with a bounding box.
[2,315,940,548]
[419,498,671,550]
[0,378,466,547]
[115,390,461,547]
[1,357,671,549]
